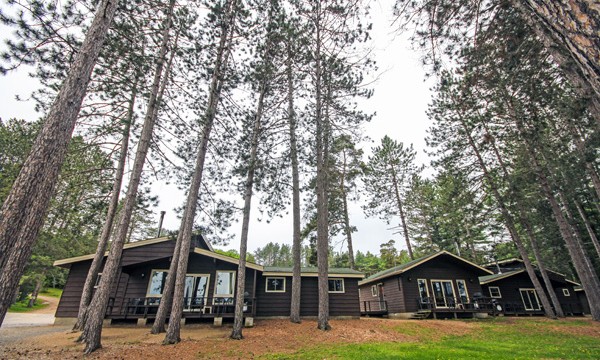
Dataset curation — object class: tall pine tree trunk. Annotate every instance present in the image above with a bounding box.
[81,1,177,352]
[0,0,120,326]
[574,199,600,258]
[162,1,236,344]
[513,117,600,321]
[391,169,413,260]
[341,186,355,269]
[455,103,556,319]
[230,61,269,340]
[287,35,302,324]
[482,122,564,317]
[512,0,600,125]
[73,79,137,331]
[314,1,330,331]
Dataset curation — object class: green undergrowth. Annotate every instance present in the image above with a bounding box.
[40,287,63,298]
[263,319,600,359]
[8,298,48,312]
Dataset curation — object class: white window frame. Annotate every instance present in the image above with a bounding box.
[456,279,470,303]
[488,286,502,298]
[328,278,345,293]
[94,273,102,289]
[371,284,378,297]
[213,270,236,298]
[417,279,430,300]
[146,269,170,297]
[265,277,286,293]
[519,288,541,311]
[562,288,570,297]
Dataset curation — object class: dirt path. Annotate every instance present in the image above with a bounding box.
[0,294,59,330]
[34,295,59,315]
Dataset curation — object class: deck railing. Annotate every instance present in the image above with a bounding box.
[416,296,494,312]
[415,296,583,316]
[108,296,257,318]
[360,300,388,314]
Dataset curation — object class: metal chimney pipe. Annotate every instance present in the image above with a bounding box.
[157,211,166,237]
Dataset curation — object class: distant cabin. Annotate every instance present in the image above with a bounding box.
[480,258,586,316]
[358,251,493,319]
[53,235,363,326]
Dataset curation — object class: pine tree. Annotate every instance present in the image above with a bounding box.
[0,0,120,326]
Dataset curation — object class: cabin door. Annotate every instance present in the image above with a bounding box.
[519,288,541,311]
[183,274,210,311]
[431,280,455,308]
[377,283,385,310]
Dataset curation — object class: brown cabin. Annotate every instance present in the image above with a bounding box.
[53,235,363,326]
[358,251,493,319]
[479,258,586,316]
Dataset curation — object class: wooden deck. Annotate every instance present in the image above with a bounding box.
[360,301,388,316]
[106,296,256,320]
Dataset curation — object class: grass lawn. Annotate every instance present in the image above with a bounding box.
[264,318,600,359]
[8,298,48,312]
[8,288,61,312]
[40,287,63,298]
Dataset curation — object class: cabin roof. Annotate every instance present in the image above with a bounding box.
[479,269,581,286]
[481,258,524,267]
[54,234,211,267]
[53,237,359,276]
[263,266,364,278]
[358,250,493,286]
[479,269,524,284]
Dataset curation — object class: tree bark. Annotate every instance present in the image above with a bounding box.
[391,168,414,260]
[512,0,600,125]
[162,1,236,344]
[81,1,177,353]
[314,1,331,331]
[230,60,268,340]
[28,276,44,308]
[0,0,120,326]
[73,79,137,332]
[287,35,302,324]
[481,122,564,317]
[574,199,600,258]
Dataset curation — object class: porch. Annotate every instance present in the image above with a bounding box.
[360,300,388,316]
[106,296,257,321]
[416,296,492,319]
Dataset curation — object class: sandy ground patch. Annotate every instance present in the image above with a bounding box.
[1,317,598,359]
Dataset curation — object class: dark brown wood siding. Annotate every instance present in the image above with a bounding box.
[400,259,484,313]
[55,261,89,317]
[255,276,360,317]
[481,272,584,314]
[359,255,487,314]
[55,243,257,318]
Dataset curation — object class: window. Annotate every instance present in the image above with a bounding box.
[328,278,345,293]
[417,279,429,302]
[563,288,570,297]
[456,280,469,303]
[94,273,102,289]
[371,285,378,297]
[147,270,169,297]
[214,271,236,297]
[266,277,286,292]
[488,286,502,298]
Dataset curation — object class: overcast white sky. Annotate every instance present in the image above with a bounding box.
[0,1,435,257]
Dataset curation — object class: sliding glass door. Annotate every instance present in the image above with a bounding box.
[184,274,210,311]
[431,280,456,308]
